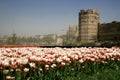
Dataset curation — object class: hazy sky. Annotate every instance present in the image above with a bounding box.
[0,0,120,36]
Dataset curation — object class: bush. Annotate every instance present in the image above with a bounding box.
[100,41,120,47]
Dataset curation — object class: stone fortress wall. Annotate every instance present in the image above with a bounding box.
[79,9,99,42]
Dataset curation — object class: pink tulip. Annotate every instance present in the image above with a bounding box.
[45,64,49,68]
[29,62,36,68]
[6,76,11,80]
[6,76,15,80]
[3,69,9,75]
[79,59,84,63]
[39,68,43,73]
[15,68,21,72]
[23,68,29,73]
[60,62,65,67]
[45,64,49,70]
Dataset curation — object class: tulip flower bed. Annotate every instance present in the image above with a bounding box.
[0,47,120,80]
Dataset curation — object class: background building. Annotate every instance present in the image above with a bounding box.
[66,25,79,41]
[79,9,99,42]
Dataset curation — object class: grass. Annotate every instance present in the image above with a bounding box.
[1,60,120,80]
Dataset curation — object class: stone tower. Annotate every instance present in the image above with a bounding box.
[79,9,99,42]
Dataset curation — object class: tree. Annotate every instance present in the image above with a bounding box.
[11,33,17,45]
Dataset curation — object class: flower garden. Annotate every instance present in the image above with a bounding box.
[0,47,120,80]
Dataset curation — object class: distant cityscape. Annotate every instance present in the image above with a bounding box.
[0,9,120,46]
